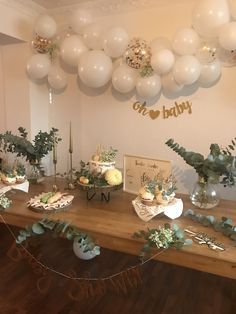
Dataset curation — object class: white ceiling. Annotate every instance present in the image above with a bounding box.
[29,0,170,11]
[31,0,93,9]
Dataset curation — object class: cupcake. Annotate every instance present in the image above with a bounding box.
[155,191,175,206]
[139,189,155,206]
[1,173,16,185]
[0,164,17,185]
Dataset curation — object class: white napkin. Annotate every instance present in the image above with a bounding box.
[132,197,183,222]
[0,180,29,195]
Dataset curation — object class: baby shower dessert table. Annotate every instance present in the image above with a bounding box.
[1,178,236,280]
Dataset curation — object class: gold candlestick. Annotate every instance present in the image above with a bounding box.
[52,136,58,192]
[68,122,75,190]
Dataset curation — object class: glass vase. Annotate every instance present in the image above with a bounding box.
[27,162,44,184]
[189,177,220,209]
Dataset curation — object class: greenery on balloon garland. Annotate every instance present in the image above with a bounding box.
[184,209,236,244]
[16,217,99,254]
[133,223,192,261]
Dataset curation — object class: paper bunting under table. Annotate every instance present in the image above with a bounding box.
[77,182,123,202]
[27,192,74,213]
[132,197,183,222]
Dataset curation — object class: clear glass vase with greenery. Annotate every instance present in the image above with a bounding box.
[0,127,61,183]
[165,138,236,209]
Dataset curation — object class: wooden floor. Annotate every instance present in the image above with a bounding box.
[0,223,235,314]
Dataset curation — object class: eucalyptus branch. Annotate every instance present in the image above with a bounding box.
[16,218,98,253]
[133,223,192,261]
[184,209,236,244]
[0,127,61,164]
[165,138,235,186]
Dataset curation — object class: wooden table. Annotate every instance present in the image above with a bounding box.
[1,178,236,280]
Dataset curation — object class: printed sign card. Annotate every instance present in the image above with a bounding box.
[123,155,172,194]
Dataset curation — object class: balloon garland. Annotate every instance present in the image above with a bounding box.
[27,0,236,99]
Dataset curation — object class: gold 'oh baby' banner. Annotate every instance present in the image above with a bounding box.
[132,100,192,120]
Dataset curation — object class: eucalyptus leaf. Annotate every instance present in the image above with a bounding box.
[16,234,26,243]
[184,239,193,246]
[175,229,184,239]
[206,216,216,224]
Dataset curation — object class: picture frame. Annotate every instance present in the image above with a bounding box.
[123,154,172,194]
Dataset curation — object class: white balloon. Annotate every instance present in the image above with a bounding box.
[219,22,236,50]
[82,23,103,50]
[78,50,113,88]
[112,65,137,93]
[54,28,72,46]
[172,28,200,55]
[161,72,184,93]
[151,49,175,75]
[103,27,129,58]
[136,75,161,99]
[192,0,230,38]
[199,60,221,85]
[48,65,67,90]
[70,9,92,34]
[35,15,57,39]
[173,55,201,85]
[150,37,172,54]
[228,0,236,19]
[60,35,88,67]
[26,54,51,80]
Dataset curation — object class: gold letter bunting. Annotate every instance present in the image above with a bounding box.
[132,100,192,120]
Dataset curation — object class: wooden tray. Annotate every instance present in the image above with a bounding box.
[27,192,74,213]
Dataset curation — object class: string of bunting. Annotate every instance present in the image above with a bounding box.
[0,214,166,299]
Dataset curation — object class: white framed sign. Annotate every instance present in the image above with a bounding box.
[123,154,172,194]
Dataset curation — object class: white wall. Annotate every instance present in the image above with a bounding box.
[1,43,31,133]
[48,1,236,200]
[0,41,53,172]
[0,47,6,132]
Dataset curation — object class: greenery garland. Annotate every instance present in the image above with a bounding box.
[184,209,236,244]
[16,217,99,254]
[133,223,192,261]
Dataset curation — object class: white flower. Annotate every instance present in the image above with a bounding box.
[105,168,122,186]
[148,228,174,249]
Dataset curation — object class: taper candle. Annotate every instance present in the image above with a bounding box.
[69,122,73,154]
[53,136,57,163]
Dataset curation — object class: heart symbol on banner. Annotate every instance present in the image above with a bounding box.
[149,110,160,120]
